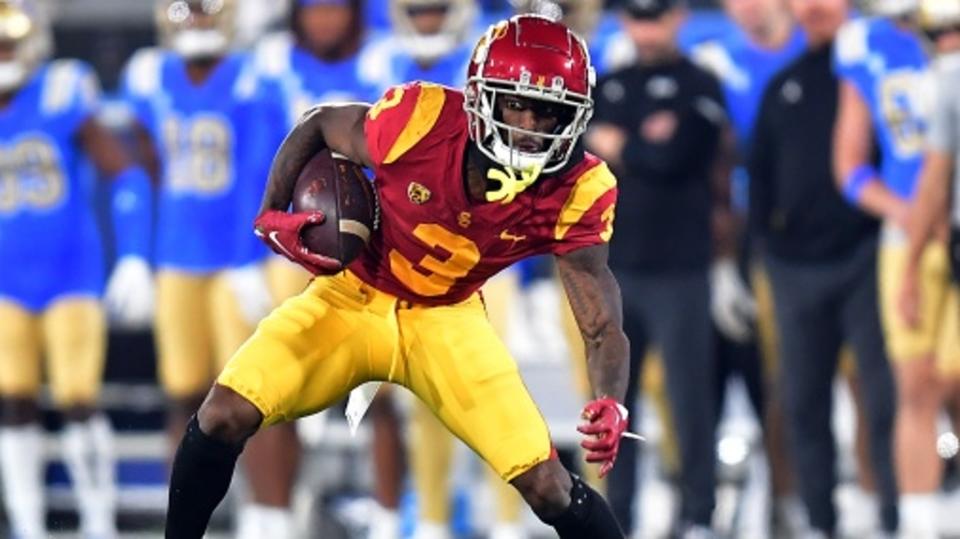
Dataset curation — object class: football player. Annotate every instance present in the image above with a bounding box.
[833,0,960,535]
[119,1,293,537]
[0,1,153,538]
[899,0,960,470]
[166,14,630,539]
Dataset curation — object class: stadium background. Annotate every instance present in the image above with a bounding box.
[9,0,959,538]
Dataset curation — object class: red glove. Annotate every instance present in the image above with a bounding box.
[254,210,343,275]
[577,397,629,478]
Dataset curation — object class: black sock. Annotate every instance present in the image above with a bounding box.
[165,415,244,539]
[547,475,625,539]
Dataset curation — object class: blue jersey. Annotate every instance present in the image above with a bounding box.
[121,49,277,272]
[253,33,383,129]
[834,17,930,199]
[693,27,806,148]
[0,61,104,311]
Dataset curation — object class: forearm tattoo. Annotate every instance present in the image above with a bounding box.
[558,246,629,402]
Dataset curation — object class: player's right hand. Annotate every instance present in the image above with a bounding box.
[254,210,343,275]
[105,256,154,328]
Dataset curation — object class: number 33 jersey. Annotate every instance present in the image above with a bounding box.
[121,49,280,272]
[350,82,618,305]
[0,61,105,310]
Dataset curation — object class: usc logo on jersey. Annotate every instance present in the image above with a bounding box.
[407,182,431,205]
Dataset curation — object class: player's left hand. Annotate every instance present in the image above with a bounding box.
[577,397,629,478]
[224,264,273,326]
[710,258,757,343]
[254,210,343,275]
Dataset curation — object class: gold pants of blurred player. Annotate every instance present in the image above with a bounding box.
[879,241,960,373]
[410,270,524,525]
[218,269,553,481]
[0,298,105,406]
[155,270,257,398]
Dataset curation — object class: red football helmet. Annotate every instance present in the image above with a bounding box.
[464,14,596,175]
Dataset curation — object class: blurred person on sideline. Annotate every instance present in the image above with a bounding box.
[899,0,960,469]
[690,0,807,532]
[832,0,960,534]
[118,1,295,537]
[0,0,153,537]
[748,0,899,532]
[587,0,736,535]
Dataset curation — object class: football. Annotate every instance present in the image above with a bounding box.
[291,149,378,270]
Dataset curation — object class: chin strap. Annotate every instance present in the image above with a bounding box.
[485,164,542,204]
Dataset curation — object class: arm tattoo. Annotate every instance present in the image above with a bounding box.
[557,245,630,402]
[260,107,329,213]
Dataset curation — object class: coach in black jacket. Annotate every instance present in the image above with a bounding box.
[747,0,897,534]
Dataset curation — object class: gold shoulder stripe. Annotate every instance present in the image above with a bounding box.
[383,83,447,164]
[555,162,617,241]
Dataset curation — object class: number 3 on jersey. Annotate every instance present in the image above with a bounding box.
[389,223,480,296]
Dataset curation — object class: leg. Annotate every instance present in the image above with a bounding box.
[0,300,45,539]
[398,295,622,538]
[767,258,842,535]
[840,249,898,533]
[410,399,454,535]
[511,460,623,538]
[166,272,398,538]
[368,387,406,535]
[210,271,301,538]
[154,272,216,460]
[648,273,716,529]
[42,298,118,538]
[879,242,949,537]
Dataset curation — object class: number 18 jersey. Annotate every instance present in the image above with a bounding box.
[350,82,618,305]
[121,49,280,272]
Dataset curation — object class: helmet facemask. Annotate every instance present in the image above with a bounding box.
[0,0,50,93]
[392,0,476,63]
[466,77,591,175]
[860,0,919,18]
[156,0,236,60]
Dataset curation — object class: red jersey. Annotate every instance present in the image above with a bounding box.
[349,82,618,305]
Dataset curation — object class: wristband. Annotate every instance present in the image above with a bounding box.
[842,164,878,206]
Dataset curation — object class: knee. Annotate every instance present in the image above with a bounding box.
[896,361,941,412]
[512,460,573,521]
[196,385,262,445]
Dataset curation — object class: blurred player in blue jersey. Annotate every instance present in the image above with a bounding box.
[0,1,153,537]
[833,1,960,535]
[250,1,388,536]
[119,1,299,537]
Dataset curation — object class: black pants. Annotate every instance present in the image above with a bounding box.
[608,270,717,532]
[766,238,898,533]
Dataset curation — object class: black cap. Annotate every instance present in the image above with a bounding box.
[622,0,681,19]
